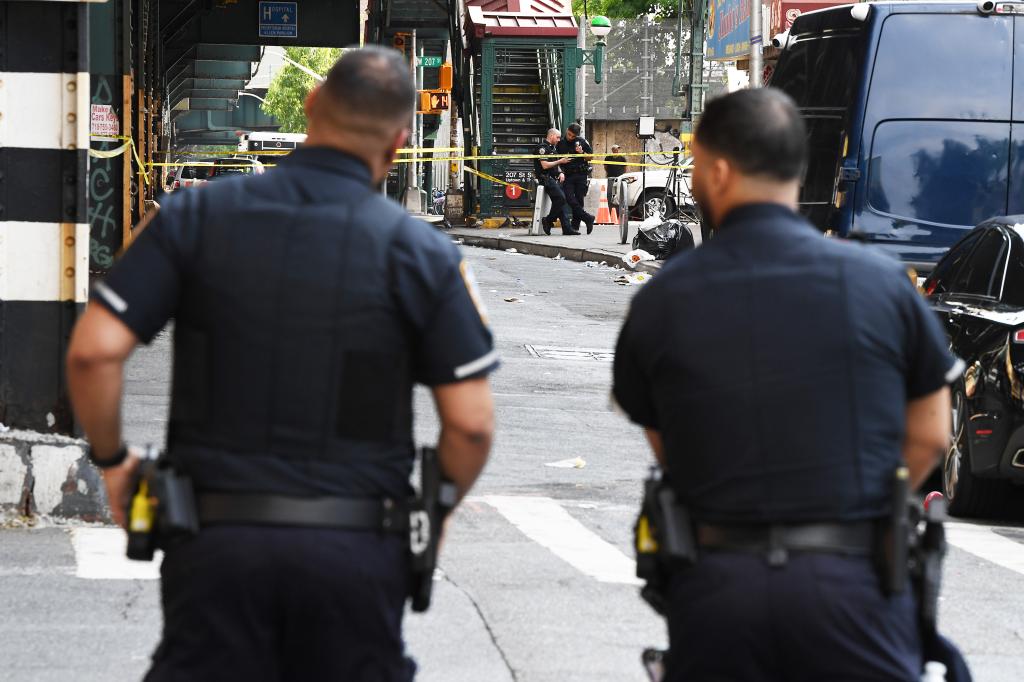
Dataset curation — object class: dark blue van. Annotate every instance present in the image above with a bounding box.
[770,1,1024,270]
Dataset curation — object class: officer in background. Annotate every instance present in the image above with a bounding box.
[66,47,497,681]
[604,144,628,179]
[613,89,966,680]
[556,123,595,234]
[534,128,576,235]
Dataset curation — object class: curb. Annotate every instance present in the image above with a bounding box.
[0,430,110,522]
[451,232,662,275]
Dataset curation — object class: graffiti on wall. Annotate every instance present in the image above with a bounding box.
[88,76,122,272]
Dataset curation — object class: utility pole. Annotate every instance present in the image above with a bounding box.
[749,0,763,87]
[577,9,586,133]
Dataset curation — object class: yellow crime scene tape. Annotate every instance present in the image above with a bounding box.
[89,135,151,186]
[94,134,693,181]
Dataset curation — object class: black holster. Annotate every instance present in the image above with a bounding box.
[634,467,697,615]
[876,468,949,654]
[408,446,457,612]
[125,448,199,561]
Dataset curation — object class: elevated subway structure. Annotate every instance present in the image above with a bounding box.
[0,0,586,436]
[0,0,360,436]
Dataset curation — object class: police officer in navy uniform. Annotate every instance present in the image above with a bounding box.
[613,89,969,680]
[535,128,576,235]
[67,47,497,681]
[556,123,595,234]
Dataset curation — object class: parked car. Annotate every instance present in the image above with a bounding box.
[208,156,265,180]
[610,156,695,219]
[922,217,1024,517]
[771,1,1024,271]
[170,159,214,190]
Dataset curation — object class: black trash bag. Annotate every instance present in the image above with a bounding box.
[631,219,695,260]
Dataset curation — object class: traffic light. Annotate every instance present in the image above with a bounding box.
[438,63,453,90]
[417,90,450,114]
[392,33,410,56]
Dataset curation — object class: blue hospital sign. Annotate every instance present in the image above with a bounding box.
[259,2,298,39]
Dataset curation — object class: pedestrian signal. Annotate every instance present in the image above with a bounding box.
[439,63,453,90]
[417,89,450,114]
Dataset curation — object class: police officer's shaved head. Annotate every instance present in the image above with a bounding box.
[546,128,560,143]
[313,47,415,133]
[695,88,807,181]
[304,46,416,182]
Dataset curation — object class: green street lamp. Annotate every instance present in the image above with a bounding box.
[576,15,612,84]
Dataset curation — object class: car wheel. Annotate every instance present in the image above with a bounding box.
[633,190,675,220]
[943,385,1011,518]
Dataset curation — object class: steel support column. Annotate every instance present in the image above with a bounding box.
[0,1,91,434]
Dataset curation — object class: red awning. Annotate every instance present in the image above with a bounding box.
[466,3,578,39]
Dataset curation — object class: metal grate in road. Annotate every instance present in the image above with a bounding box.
[525,345,615,362]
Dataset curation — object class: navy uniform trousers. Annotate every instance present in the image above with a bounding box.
[144,526,415,682]
[541,176,573,231]
[562,173,594,230]
[665,552,922,681]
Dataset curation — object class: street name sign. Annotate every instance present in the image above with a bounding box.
[418,56,443,68]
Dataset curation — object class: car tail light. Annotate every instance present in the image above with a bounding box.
[173,180,180,189]
[1014,329,1024,343]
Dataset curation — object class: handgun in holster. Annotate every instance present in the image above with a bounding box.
[408,446,458,612]
[125,446,199,561]
[634,467,698,615]
[877,467,947,636]
[912,493,948,637]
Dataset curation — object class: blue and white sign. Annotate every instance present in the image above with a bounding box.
[706,0,750,60]
[259,2,298,39]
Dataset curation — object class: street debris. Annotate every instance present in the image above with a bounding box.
[0,423,9,433]
[614,272,652,286]
[585,261,599,268]
[552,254,564,260]
[504,297,523,303]
[622,249,655,267]
[545,457,587,469]
[505,248,520,254]
[452,238,465,245]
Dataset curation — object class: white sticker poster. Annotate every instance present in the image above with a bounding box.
[90,104,120,139]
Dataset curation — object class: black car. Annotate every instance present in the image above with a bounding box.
[923,217,1024,517]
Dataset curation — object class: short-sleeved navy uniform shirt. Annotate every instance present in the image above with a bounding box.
[93,147,498,499]
[613,203,961,523]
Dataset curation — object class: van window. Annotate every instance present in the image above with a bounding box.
[867,121,1009,227]
[948,229,1007,298]
[867,14,1013,121]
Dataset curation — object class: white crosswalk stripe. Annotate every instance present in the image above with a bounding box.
[481,495,642,585]
[70,528,163,580]
[945,522,1024,577]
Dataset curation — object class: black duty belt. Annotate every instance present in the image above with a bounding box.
[697,521,876,566]
[197,493,408,533]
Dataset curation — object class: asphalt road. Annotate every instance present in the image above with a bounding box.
[3,245,1024,681]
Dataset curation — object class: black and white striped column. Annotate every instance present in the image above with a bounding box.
[0,2,90,434]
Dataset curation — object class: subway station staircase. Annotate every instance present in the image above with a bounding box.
[477,51,553,215]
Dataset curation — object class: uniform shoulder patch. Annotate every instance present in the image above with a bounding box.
[537,147,546,154]
[459,260,490,326]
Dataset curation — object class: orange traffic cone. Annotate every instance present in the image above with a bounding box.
[596,190,615,224]
[610,205,619,224]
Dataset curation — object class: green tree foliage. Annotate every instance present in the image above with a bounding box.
[261,47,342,133]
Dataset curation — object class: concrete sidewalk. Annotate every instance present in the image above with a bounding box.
[447,222,663,274]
